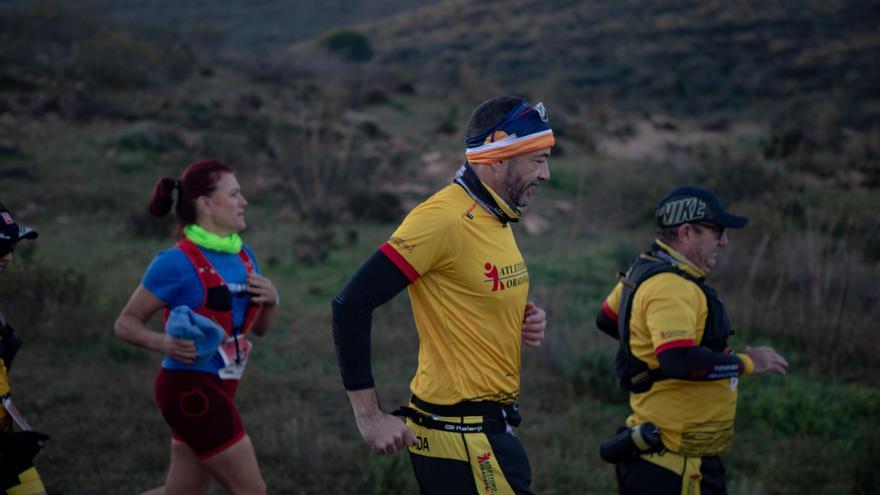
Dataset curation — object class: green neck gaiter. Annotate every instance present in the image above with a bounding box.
[183,224,242,254]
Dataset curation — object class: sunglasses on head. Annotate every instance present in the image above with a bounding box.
[474,102,549,145]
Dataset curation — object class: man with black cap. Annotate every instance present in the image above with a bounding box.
[0,203,48,495]
[595,186,788,495]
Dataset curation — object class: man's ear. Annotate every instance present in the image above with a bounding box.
[488,159,507,174]
[678,224,692,241]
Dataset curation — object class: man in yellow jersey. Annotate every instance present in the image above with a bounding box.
[595,186,788,495]
[0,203,49,495]
[332,96,553,494]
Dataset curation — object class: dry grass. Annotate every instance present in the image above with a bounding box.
[718,208,880,381]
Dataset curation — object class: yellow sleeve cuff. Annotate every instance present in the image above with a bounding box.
[737,353,754,375]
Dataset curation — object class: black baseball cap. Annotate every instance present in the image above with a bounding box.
[0,203,38,254]
[655,186,748,229]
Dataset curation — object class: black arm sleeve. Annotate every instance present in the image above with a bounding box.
[657,346,746,381]
[331,249,411,390]
[595,307,619,340]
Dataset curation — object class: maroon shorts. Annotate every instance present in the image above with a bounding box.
[155,368,244,459]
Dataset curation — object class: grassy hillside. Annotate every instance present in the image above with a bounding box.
[5,0,445,51]
[0,1,878,494]
[355,0,880,122]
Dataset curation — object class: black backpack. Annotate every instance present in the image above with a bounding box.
[615,252,732,393]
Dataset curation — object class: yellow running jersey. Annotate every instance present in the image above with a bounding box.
[0,361,10,432]
[380,183,529,405]
[603,241,740,457]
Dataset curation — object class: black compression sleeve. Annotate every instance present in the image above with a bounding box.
[657,346,746,381]
[595,308,618,340]
[331,249,411,390]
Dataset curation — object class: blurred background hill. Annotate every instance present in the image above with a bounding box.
[1,0,878,493]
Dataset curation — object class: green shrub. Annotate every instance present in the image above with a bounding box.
[112,122,183,153]
[114,150,157,174]
[732,374,880,495]
[317,30,373,62]
[738,374,880,438]
[564,348,626,404]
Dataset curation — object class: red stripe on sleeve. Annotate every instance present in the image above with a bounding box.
[655,339,697,356]
[379,243,420,283]
[602,300,618,322]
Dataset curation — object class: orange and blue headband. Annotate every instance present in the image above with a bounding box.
[465,102,555,164]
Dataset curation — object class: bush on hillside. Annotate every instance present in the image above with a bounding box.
[267,107,395,262]
[112,122,184,152]
[317,30,373,63]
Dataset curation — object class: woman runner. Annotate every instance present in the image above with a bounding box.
[114,160,278,495]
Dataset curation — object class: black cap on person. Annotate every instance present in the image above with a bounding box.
[0,203,38,252]
[655,186,748,229]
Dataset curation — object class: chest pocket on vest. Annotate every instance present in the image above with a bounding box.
[701,286,732,352]
[205,286,233,312]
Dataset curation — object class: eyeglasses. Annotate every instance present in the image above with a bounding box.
[0,244,14,257]
[691,222,725,240]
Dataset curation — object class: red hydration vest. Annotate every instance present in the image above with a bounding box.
[162,238,261,336]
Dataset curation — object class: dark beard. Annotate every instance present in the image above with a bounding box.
[504,168,531,208]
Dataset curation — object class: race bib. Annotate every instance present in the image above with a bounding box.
[218,335,253,380]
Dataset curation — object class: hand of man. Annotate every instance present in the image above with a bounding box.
[348,389,417,454]
[521,301,547,348]
[355,411,417,455]
[743,345,788,375]
[247,274,279,306]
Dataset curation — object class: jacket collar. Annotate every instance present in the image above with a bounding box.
[453,162,521,224]
[653,239,706,279]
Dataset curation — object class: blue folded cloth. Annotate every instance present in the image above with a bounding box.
[165,306,226,365]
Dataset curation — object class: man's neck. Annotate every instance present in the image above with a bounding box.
[658,239,708,278]
[471,163,507,203]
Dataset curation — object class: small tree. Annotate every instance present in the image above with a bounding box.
[268,104,390,262]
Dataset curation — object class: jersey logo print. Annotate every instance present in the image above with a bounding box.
[484,263,505,291]
[477,452,497,493]
[389,236,415,253]
[484,262,529,292]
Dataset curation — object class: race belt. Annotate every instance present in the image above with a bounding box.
[392,406,508,434]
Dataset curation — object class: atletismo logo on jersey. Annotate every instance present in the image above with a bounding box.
[483,262,529,292]
[477,452,498,493]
